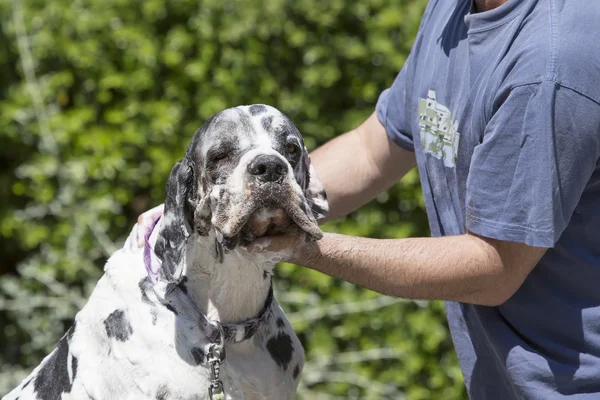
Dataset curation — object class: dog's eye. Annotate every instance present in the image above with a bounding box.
[209,151,229,163]
[285,143,297,154]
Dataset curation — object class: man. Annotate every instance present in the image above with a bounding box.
[134,0,600,398]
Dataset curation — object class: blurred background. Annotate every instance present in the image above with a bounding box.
[0,0,467,398]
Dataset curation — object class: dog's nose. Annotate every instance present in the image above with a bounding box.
[247,155,288,182]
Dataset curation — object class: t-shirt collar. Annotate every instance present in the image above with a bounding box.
[465,0,527,33]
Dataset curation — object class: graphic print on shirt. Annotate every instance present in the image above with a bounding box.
[418,90,460,168]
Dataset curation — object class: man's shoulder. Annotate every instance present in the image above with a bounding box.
[551,1,600,103]
[497,1,600,103]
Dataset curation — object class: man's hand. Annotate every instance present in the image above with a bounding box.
[123,204,164,251]
[248,231,548,307]
[246,235,317,265]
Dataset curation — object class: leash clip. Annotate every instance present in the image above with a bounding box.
[207,339,226,400]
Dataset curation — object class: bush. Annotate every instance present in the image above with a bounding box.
[0,0,466,398]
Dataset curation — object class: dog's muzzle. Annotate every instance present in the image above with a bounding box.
[247,154,288,183]
[210,151,321,249]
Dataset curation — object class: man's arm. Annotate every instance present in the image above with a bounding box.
[250,232,548,307]
[290,111,548,306]
[311,112,416,222]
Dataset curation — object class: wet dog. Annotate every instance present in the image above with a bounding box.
[4,104,328,400]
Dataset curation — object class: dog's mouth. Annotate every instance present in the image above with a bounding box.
[211,182,322,250]
[241,207,293,243]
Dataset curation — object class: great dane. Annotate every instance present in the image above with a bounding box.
[4,104,328,400]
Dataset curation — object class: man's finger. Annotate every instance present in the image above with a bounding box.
[138,204,164,226]
[246,235,300,254]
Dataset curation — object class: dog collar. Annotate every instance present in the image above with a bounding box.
[221,283,273,343]
[143,215,274,346]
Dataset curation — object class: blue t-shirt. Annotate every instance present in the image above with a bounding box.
[376,0,600,398]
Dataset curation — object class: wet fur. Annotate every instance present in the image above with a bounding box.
[4,104,328,400]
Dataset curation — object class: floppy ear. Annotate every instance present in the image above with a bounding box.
[303,150,329,221]
[154,158,196,283]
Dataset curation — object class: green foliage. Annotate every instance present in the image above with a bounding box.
[0,0,466,398]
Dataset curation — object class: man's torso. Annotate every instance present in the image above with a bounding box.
[377,0,600,398]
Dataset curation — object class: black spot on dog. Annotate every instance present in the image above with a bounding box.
[261,115,273,131]
[177,276,189,295]
[293,364,301,379]
[104,310,133,341]
[266,332,294,371]
[190,347,205,365]
[33,324,77,399]
[156,384,169,400]
[139,277,153,305]
[165,304,178,315]
[263,270,269,279]
[249,104,267,116]
[215,238,224,263]
[275,118,298,141]
[71,354,79,382]
[237,108,255,134]
[21,378,32,390]
[276,318,285,329]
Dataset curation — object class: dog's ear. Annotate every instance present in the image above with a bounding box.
[303,149,329,221]
[154,158,195,283]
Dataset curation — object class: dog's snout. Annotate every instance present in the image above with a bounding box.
[247,155,287,182]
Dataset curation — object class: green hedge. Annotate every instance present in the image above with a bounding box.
[0,0,466,398]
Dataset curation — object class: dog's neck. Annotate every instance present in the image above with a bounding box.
[181,232,274,324]
[148,218,274,325]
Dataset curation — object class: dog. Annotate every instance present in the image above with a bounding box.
[4,104,328,400]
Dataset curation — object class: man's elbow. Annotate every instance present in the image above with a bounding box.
[478,270,528,307]
[465,232,545,307]
[481,286,517,307]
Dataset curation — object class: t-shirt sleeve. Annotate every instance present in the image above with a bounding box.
[466,81,600,248]
[376,60,415,152]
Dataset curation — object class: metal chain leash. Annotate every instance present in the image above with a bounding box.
[207,341,226,400]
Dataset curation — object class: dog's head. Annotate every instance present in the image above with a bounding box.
[155,104,328,282]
